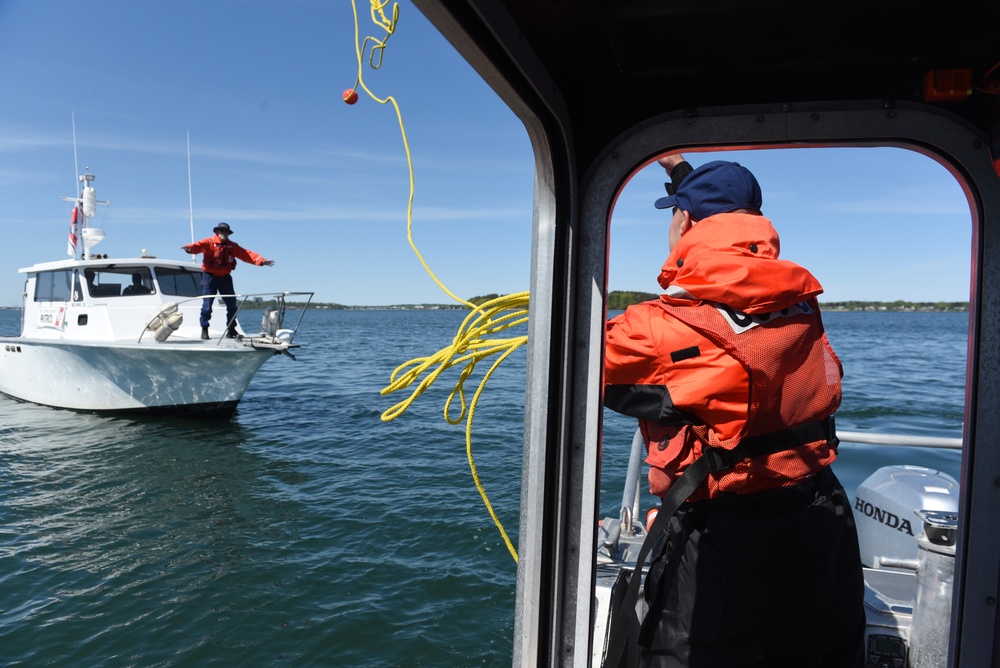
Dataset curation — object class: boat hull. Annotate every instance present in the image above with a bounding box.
[0,337,275,416]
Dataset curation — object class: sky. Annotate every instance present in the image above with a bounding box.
[0,0,974,307]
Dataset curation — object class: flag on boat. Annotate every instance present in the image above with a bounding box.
[67,205,79,257]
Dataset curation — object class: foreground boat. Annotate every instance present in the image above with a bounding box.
[400,2,1000,664]
[0,172,313,418]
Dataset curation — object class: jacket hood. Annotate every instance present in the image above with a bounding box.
[657,212,823,314]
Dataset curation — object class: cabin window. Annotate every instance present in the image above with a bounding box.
[121,268,154,296]
[155,267,204,297]
[82,266,156,298]
[34,270,74,302]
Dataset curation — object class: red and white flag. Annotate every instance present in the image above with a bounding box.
[67,205,79,257]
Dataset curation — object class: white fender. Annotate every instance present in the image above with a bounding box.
[146,302,179,331]
[153,312,184,342]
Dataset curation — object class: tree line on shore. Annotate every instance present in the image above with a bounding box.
[285,292,968,312]
[605,292,968,312]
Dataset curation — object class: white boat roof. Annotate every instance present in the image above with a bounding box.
[19,257,201,274]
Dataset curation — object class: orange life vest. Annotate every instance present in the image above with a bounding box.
[604,213,843,500]
[644,298,841,499]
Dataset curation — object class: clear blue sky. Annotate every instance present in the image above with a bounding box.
[0,1,972,307]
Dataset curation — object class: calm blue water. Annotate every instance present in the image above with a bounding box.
[0,309,966,665]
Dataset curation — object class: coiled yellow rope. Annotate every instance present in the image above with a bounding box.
[350,0,528,563]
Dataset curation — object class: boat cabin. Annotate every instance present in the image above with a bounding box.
[19,258,205,341]
[410,0,1000,665]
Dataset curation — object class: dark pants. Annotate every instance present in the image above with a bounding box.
[200,273,237,329]
[639,466,866,668]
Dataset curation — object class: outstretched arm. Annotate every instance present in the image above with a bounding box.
[232,244,274,267]
[182,239,208,255]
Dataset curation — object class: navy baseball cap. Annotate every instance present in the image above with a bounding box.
[654,160,762,220]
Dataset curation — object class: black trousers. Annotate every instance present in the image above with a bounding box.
[639,466,866,668]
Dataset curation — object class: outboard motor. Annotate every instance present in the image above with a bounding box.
[854,465,958,568]
[856,465,959,668]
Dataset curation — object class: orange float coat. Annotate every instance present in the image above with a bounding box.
[185,235,268,277]
[604,212,843,501]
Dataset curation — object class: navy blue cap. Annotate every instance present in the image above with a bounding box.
[654,160,762,219]
[214,222,233,234]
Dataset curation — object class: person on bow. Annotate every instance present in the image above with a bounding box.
[604,158,865,666]
[181,222,275,340]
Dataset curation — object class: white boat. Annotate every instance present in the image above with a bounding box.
[0,172,313,418]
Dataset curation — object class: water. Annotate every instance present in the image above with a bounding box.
[0,309,966,665]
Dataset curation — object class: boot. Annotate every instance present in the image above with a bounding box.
[201,327,210,340]
[226,325,238,339]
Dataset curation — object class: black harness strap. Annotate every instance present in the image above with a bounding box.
[702,416,838,474]
[599,417,836,668]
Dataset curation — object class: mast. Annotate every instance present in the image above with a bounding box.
[61,169,110,260]
[187,131,195,246]
[71,112,80,201]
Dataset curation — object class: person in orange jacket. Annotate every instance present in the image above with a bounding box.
[181,222,274,340]
[604,159,865,666]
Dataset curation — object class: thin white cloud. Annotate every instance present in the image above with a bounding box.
[70,203,530,226]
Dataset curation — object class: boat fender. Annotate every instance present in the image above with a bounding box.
[146,302,179,331]
[153,312,184,342]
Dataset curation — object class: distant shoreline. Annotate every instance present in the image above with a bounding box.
[820,302,968,312]
[291,299,971,312]
[0,300,970,313]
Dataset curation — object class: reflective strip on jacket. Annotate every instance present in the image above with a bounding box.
[604,212,843,501]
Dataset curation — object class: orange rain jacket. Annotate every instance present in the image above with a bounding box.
[604,212,843,501]
[185,235,268,277]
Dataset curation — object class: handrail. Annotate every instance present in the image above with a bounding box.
[619,428,645,535]
[837,430,963,450]
[137,291,315,344]
[224,291,315,346]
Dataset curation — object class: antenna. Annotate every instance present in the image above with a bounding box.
[186,131,195,246]
[72,112,80,197]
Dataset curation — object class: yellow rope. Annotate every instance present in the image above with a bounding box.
[350,0,528,563]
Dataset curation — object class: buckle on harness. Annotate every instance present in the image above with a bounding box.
[703,446,738,475]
